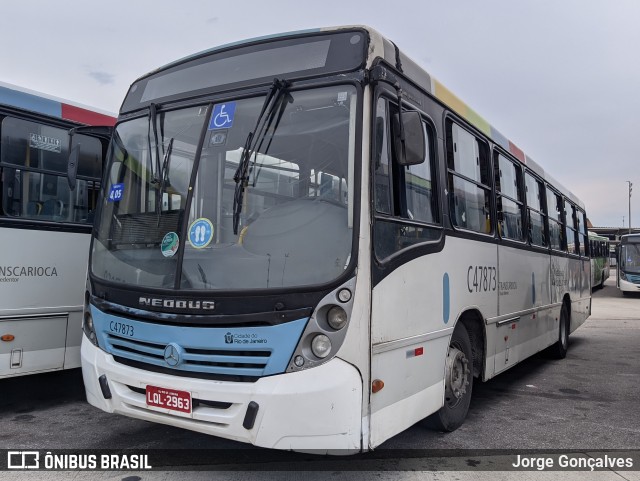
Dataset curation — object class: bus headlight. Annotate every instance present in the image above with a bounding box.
[311,334,332,358]
[83,311,98,346]
[327,305,348,330]
[620,271,627,281]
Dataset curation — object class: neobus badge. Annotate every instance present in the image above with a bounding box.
[139,297,215,311]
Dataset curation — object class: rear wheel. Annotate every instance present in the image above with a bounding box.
[550,302,570,359]
[427,323,473,432]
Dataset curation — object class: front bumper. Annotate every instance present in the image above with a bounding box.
[619,278,640,292]
[81,337,363,451]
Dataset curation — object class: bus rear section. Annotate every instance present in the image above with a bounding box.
[0,82,115,378]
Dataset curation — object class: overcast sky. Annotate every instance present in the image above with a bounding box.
[1,0,638,228]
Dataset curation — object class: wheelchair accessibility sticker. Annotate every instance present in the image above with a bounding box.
[189,218,214,248]
[209,102,236,130]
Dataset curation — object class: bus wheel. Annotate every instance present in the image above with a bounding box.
[427,324,473,432]
[550,303,570,359]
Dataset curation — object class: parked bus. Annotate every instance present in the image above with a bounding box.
[78,26,591,451]
[588,231,610,290]
[0,81,115,378]
[617,234,640,295]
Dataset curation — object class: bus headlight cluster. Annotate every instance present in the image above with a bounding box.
[83,311,98,346]
[287,279,356,372]
[311,334,332,358]
[327,305,348,330]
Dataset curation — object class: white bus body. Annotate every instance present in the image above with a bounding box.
[0,82,115,378]
[80,26,590,451]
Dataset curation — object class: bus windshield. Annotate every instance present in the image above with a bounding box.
[620,242,640,274]
[92,84,357,290]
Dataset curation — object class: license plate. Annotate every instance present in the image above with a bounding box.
[146,385,192,414]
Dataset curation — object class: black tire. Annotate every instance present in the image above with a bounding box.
[426,323,473,432]
[550,302,570,359]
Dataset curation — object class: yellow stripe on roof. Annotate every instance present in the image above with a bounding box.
[433,79,491,136]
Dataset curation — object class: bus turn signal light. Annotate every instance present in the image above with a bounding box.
[1,334,15,342]
[372,379,384,393]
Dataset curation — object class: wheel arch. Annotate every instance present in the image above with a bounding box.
[452,308,486,381]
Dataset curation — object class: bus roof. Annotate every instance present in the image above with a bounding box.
[0,81,116,126]
[358,25,585,209]
[131,25,583,208]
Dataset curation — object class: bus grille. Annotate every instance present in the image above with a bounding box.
[106,333,272,378]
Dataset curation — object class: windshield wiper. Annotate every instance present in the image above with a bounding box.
[147,103,161,183]
[232,78,290,235]
[157,137,174,225]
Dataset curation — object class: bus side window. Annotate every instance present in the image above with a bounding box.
[0,116,103,224]
[565,202,578,254]
[547,188,564,250]
[446,121,491,234]
[524,171,547,247]
[494,152,524,240]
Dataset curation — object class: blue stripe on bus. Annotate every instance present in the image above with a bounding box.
[0,85,62,118]
[443,272,450,324]
[90,305,307,377]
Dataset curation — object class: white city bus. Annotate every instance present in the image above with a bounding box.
[617,234,640,295]
[79,26,591,451]
[0,82,115,378]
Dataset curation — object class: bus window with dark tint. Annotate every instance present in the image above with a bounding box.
[577,209,587,256]
[546,188,564,250]
[0,117,103,224]
[374,98,392,215]
[495,153,523,240]
[565,202,578,254]
[447,122,491,234]
[524,172,546,247]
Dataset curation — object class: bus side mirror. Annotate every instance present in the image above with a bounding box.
[393,110,425,166]
[68,143,80,191]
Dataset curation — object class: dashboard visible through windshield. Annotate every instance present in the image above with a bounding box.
[91,85,358,291]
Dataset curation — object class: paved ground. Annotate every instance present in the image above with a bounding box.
[1,273,638,479]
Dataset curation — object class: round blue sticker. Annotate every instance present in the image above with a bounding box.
[189,218,214,249]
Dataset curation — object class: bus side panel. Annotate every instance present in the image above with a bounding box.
[0,316,67,377]
[569,256,591,332]
[0,227,89,377]
[369,237,497,447]
[493,245,553,375]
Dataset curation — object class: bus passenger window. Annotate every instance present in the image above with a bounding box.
[495,153,523,240]
[447,122,491,234]
[565,203,578,254]
[524,172,547,247]
[546,188,564,250]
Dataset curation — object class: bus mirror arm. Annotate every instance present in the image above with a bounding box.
[67,143,80,191]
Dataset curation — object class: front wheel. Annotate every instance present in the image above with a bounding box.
[427,324,473,432]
